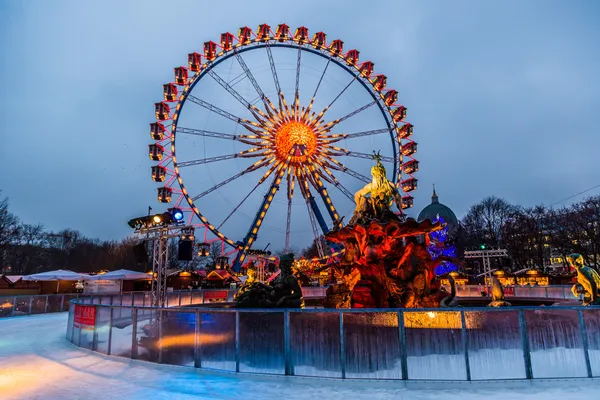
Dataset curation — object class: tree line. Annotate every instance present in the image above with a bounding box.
[459,194,600,272]
[0,192,143,275]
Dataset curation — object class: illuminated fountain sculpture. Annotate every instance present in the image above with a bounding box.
[235,253,304,308]
[324,155,461,308]
[569,253,600,305]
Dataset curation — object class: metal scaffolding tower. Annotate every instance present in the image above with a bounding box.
[135,225,194,307]
[464,249,508,294]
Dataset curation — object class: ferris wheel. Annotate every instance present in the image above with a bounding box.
[148,24,418,270]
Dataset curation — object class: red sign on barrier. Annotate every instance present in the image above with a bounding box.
[203,290,228,303]
[74,305,96,330]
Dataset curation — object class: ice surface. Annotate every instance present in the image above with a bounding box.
[2,313,600,400]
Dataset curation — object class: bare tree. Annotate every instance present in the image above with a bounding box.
[568,196,600,268]
[0,193,20,248]
[501,205,548,270]
[462,196,515,247]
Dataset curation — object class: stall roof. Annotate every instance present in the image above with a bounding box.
[87,269,152,281]
[205,270,240,282]
[22,269,87,281]
[3,275,23,284]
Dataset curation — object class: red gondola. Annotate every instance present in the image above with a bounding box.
[358,61,374,78]
[275,24,290,41]
[384,90,397,106]
[257,24,271,41]
[149,144,164,161]
[220,32,235,51]
[401,141,418,157]
[238,26,252,45]
[398,123,413,139]
[391,106,407,122]
[163,83,178,102]
[329,39,343,56]
[294,26,309,44]
[401,195,414,209]
[155,102,171,120]
[372,74,387,91]
[312,32,326,49]
[150,123,167,140]
[345,49,360,66]
[402,159,419,174]
[188,52,202,72]
[174,67,188,85]
[151,165,167,182]
[401,178,418,192]
[204,41,217,61]
[157,187,172,203]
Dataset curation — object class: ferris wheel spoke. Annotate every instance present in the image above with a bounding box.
[217,181,262,231]
[207,69,272,123]
[305,166,340,223]
[307,205,325,258]
[311,76,358,124]
[236,166,286,260]
[208,70,251,109]
[303,57,331,119]
[315,100,378,134]
[298,170,329,235]
[294,46,302,115]
[233,49,271,111]
[321,157,371,183]
[186,95,263,134]
[285,194,293,252]
[339,167,371,184]
[284,169,295,252]
[190,164,260,202]
[325,77,357,112]
[266,46,282,109]
[177,127,239,140]
[178,153,241,168]
[314,165,355,203]
[298,175,326,257]
[343,150,394,163]
[320,128,392,144]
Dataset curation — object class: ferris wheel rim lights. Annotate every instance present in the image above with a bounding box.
[148,24,418,265]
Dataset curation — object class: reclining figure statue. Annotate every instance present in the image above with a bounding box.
[235,253,304,308]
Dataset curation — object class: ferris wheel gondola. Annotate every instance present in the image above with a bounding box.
[147,24,419,270]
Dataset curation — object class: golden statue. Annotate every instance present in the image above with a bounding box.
[568,253,600,305]
[349,152,402,224]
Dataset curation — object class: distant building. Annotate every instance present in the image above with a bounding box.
[417,187,458,232]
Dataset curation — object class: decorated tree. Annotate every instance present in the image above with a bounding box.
[427,216,458,275]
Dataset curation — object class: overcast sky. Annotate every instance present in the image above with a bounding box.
[1,0,599,249]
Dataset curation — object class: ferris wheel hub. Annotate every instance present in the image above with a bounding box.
[274,120,316,163]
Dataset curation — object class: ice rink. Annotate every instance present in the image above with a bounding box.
[1,313,599,399]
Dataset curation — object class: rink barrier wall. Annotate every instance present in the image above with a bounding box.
[0,285,580,319]
[0,288,328,319]
[65,292,600,381]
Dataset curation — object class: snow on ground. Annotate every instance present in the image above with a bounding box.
[1,313,600,400]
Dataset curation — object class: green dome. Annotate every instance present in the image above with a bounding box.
[417,187,458,229]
